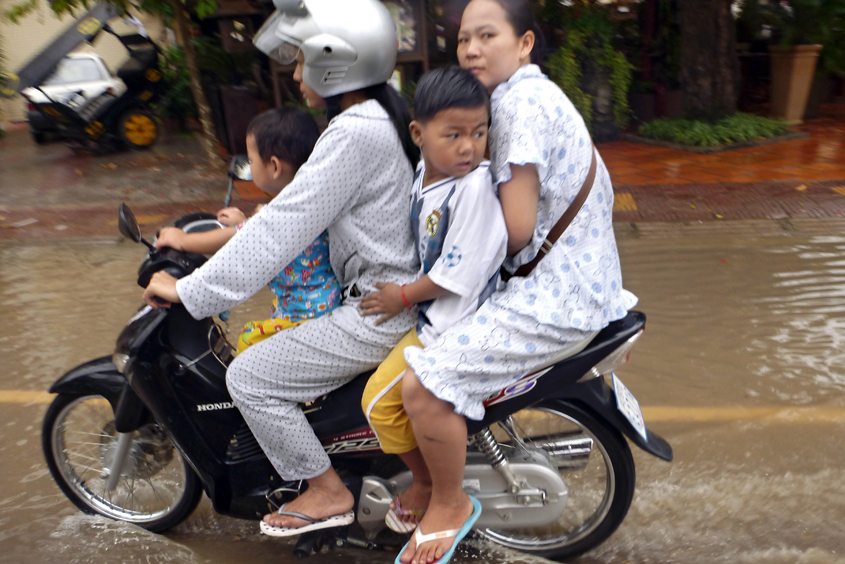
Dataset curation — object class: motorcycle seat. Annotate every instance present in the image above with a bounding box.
[117,48,157,89]
[538,311,645,377]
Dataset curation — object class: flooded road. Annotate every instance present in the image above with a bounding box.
[2,226,845,564]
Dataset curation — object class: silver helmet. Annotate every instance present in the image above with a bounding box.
[254,0,398,98]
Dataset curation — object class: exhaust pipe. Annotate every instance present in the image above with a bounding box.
[535,433,593,469]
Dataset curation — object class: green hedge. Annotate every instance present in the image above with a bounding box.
[639,113,789,147]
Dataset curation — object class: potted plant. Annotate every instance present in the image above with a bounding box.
[758,0,845,122]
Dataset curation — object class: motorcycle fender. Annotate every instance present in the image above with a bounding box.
[562,378,673,462]
[49,356,127,410]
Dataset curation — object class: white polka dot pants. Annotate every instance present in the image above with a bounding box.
[226,305,412,480]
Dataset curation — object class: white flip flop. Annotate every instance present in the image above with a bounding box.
[259,504,355,538]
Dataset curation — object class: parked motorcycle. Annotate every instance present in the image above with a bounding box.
[42,157,672,561]
[3,3,162,151]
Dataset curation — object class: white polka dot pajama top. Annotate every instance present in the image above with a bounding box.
[176,100,419,480]
[404,65,639,421]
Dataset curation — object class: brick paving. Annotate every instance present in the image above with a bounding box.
[2,104,845,240]
[604,104,845,223]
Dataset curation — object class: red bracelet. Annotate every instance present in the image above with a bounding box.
[400,284,412,313]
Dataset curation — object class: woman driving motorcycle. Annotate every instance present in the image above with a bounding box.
[143,0,420,536]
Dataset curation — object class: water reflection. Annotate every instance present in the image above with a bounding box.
[618,234,845,407]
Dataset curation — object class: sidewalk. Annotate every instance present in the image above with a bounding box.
[603,104,845,222]
[2,105,845,240]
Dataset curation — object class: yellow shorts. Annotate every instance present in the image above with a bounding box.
[361,329,423,454]
[236,317,306,354]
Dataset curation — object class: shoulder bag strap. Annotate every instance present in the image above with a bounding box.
[513,144,598,279]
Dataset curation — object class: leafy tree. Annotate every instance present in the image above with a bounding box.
[677,0,739,120]
[5,0,222,165]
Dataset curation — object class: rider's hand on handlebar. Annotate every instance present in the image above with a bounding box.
[217,207,247,226]
[143,271,182,309]
[359,282,405,326]
[155,227,187,251]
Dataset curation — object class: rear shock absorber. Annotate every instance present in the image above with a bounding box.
[473,428,521,494]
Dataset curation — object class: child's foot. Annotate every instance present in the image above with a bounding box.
[398,494,475,564]
[390,480,432,527]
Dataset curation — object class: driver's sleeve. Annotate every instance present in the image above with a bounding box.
[175,126,363,320]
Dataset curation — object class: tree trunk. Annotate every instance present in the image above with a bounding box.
[170,0,222,169]
[678,0,739,120]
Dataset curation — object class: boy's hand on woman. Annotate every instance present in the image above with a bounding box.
[156,227,187,251]
[359,282,405,326]
[217,207,247,226]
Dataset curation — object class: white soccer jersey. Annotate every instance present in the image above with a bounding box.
[411,161,508,346]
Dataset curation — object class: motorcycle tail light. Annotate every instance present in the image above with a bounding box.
[582,328,644,380]
[27,103,35,111]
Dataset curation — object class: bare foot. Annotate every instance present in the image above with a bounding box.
[263,483,354,529]
[391,480,432,526]
[399,494,474,564]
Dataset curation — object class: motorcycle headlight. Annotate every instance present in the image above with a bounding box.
[113,304,167,380]
[112,353,130,374]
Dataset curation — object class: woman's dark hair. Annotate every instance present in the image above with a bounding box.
[247,107,320,170]
[488,0,547,65]
[364,83,420,172]
[414,66,489,123]
[324,85,420,173]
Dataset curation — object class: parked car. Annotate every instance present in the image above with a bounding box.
[23,52,126,144]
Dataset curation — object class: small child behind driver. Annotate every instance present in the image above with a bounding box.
[358,66,507,532]
[156,107,341,353]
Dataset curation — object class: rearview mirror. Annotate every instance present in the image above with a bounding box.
[118,203,142,242]
[228,155,252,181]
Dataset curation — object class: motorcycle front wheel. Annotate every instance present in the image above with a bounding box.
[477,400,635,561]
[42,393,203,532]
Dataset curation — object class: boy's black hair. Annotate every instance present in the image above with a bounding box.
[246,107,320,169]
[413,66,490,123]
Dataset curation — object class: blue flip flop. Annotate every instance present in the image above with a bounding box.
[394,495,482,564]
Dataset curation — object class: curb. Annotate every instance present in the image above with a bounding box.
[621,131,810,154]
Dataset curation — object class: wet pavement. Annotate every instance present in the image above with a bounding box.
[4,229,845,563]
[3,115,845,564]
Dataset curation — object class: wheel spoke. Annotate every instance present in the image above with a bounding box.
[48,394,193,527]
[476,404,634,558]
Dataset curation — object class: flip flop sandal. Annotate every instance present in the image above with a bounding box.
[394,495,482,564]
[259,503,355,538]
[385,495,426,534]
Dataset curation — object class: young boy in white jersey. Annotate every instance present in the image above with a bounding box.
[358,66,507,533]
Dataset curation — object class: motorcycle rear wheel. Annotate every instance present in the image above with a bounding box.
[42,393,203,533]
[476,400,635,561]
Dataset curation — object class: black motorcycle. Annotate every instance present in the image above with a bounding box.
[42,161,672,560]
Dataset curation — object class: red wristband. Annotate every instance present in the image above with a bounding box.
[400,284,412,313]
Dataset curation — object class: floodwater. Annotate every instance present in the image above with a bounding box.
[2,226,845,564]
